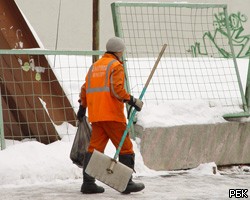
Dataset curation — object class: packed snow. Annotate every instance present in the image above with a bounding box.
[1,58,250,199]
[0,135,250,200]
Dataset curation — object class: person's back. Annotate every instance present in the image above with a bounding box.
[77,37,145,194]
[85,53,128,123]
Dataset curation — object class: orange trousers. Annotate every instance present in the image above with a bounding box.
[88,121,134,155]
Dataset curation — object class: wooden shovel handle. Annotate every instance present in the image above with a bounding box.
[113,44,167,160]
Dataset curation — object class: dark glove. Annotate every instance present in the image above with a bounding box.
[77,105,86,121]
[128,95,143,111]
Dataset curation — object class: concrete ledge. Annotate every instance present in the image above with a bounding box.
[134,122,250,171]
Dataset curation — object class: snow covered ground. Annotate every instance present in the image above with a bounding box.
[1,59,250,199]
[0,136,250,200]
[1,172,250,200]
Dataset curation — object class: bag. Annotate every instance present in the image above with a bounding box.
[70,116,92,168]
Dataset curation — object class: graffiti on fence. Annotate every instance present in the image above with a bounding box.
[191,12,250,58]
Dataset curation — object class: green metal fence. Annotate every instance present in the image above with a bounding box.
[0,49,104,147]
[111,2,250,119]
[1,2,250,149]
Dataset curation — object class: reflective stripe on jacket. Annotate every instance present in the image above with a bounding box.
[80,53,130,123]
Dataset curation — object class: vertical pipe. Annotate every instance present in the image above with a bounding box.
[111,3,135,138]
[224,7,248,112]
[92,0,100,63]
[245,56,250,109]
[0,83,6,150]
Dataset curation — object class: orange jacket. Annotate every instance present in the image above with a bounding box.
[80,53,130,123]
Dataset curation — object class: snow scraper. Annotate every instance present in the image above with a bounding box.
[85,44,167,192]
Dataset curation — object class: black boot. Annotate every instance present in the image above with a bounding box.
[81,152,105,194]
[119,154,145,194]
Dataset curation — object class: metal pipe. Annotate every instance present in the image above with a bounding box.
[92,0,100,63]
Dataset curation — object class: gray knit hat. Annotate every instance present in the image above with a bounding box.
[106,37,125,52]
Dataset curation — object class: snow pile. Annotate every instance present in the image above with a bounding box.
[136,100,244,128]
[0,140,80,185]
[0,135,160,186]
[188,162,219,175]
[0,135,222,186]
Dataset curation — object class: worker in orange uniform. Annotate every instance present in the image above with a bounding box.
[77,37,145,194]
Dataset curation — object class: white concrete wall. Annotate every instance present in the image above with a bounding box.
[14,0,250,50]
[135,122,250,170]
